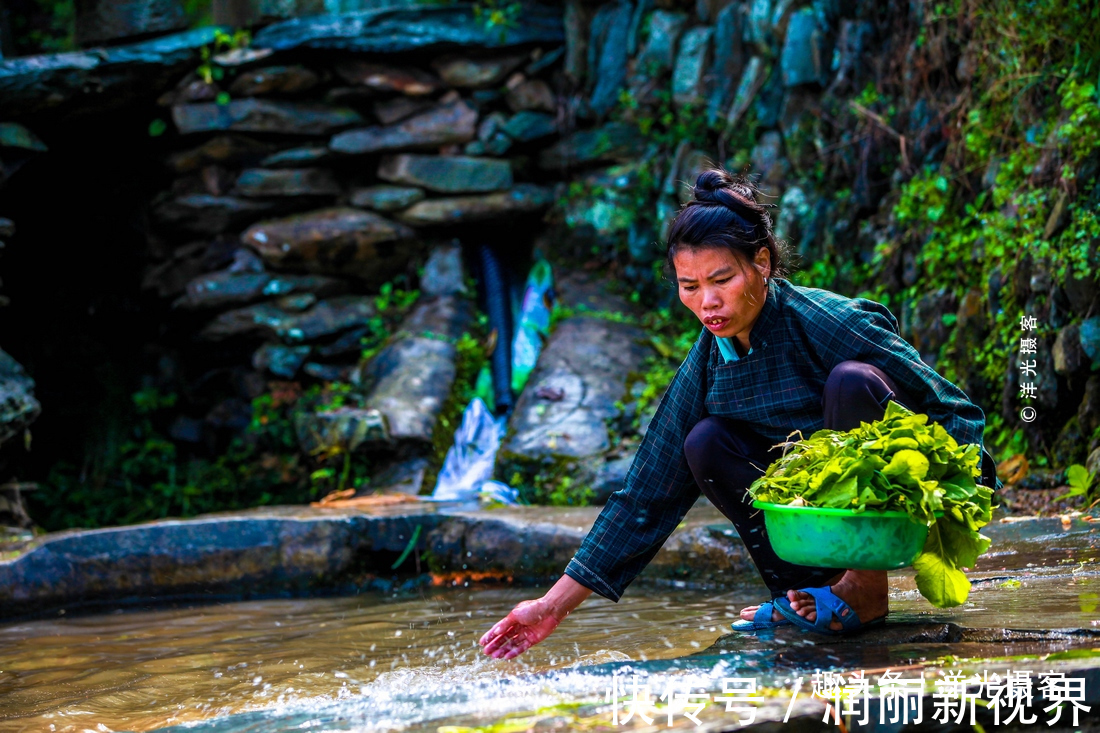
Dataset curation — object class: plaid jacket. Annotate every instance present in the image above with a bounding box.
[563,278,989,601]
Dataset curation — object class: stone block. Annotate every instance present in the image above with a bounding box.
[377,154,513,193]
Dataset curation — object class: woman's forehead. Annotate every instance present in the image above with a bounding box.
[672,246,748,271]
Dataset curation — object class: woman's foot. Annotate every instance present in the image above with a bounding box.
[739,603,783,623]
[786,570,889,631]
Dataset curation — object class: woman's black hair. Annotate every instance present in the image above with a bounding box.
[665,169,790,282]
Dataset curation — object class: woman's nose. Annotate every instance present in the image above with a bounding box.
[701,286,722,309]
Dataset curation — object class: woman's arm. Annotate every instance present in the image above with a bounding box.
[478,575,593,659]
[479,331,712,658]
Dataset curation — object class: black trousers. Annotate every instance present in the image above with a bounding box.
[684,360,929,598]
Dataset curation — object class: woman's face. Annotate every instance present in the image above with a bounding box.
[673,246,771,343]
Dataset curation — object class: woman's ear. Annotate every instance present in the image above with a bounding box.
[754,247,772,279]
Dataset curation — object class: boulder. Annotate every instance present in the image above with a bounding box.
[334,60,443,96]
[295,407,390,455]
[75,0,187,48]
[200,295,378,344]
[233,168,341,197]
[672,26,713,108]
[498,316,652,489]
[358,337,457,445]
[0,349,40,447]
[745,0,773,49]
[634,10,687,73]
[505,77,556,113]
[152,194,279,235]
[167,135,276,173]
[354,297,472,445]
[253,344,311,378]
[372,96,436,125]
[397,184,554,226]
[0,27,219,118]
[173,99,363,135]
[329,99,478,155]
[502,111,557,142]
[250,3,565,54]
[377,154,513,193]
[432,54,526,88]
[242,207,417,284]
[749,130,787,191]
[706,3,745,123]
[174,270,346,310]
[1080,317,1100,369]
[228,65,320,97]
[396,293,473,342]
[563,0,589,81]
[586,0,633,116]
[420,243,467,297]
[724,55,766,128]
[349,185,426,213]
[781,7,827,87]
[537,122,645,169]
[0,123,47,152]
[830,19,874,93]
[259,145,336,168]
[1053,323,1084,375]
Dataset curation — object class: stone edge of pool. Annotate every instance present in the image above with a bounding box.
[0,501,761,620]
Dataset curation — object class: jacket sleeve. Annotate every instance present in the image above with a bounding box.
[562,330,710,601]
[802,296,987,447]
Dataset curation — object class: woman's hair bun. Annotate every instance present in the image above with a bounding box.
[691,169,764,217]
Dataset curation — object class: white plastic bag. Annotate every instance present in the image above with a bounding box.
[431,397,513,502]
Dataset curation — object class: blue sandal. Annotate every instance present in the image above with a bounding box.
[773,587,886,636]
[730,601,792,632]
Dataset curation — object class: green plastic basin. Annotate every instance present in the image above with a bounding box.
[753,501,931,571]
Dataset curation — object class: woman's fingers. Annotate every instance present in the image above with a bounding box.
[480,619,519,655]
[479,617,513,647]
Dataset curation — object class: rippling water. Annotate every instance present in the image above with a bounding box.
[0,585,762,733]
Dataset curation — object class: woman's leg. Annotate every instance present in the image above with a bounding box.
[683,416,843,599]
[788,360,918,629]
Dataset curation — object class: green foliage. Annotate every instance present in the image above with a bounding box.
[196,29,251,85]
[12,0,74,54]
[31,385,311,530]
[1057,463,1097,503]
[472,0,522,36]
[513,468,595,507]
[861,0,1100,462]
[750,401,992,607]
[359,280,420,362]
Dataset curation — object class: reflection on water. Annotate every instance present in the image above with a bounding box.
[0,586,758,733]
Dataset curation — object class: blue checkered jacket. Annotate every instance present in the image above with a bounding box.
[563,278,990,601]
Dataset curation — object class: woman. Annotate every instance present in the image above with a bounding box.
[479,169,999,657]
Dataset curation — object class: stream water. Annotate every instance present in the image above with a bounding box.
[2,519,1098,733]
[0,585,769,733]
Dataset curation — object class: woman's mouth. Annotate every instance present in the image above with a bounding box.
[703,316,728,331]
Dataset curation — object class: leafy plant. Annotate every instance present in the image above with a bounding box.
[1057,463,1097,503]
[473,0,522,36]
[749,401,992,608]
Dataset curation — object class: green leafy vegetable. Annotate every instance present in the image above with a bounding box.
[749,401,992,608]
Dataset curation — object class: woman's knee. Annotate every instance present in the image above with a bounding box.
[684,417,728,473]
[823,360,875,401]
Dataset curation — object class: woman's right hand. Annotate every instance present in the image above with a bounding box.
[478,598,561,659]
[478,575,593,660]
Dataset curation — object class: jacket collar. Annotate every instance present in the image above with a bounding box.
[747,277,781,350]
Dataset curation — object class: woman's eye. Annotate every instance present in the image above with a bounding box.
[716,277,733,284]
[682,285,698,292]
